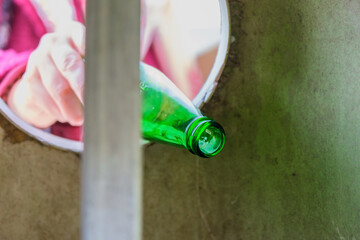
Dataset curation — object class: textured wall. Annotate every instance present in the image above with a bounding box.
[0,117,80,239]
[143,0,360,239]
[1,0,360,239]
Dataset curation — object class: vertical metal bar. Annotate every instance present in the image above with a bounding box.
[82,0,141,239]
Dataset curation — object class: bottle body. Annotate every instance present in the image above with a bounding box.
[140,62,225,158]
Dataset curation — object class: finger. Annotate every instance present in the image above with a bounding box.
[21,51,66,123]
[9,78,58,128]
[50,43,84,104]
[25,69,66,123]
[37,54,84,126]
[62,21,86,56]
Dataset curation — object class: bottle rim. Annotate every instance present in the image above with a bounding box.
[186,116,225,158]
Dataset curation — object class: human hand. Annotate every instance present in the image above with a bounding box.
[8,21,85,128]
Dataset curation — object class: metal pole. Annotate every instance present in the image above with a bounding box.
[82,0,142,239]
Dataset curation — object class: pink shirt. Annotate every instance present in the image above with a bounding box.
[0,0,203,141]
[0,0,85,140]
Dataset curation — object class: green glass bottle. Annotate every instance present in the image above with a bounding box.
[140,62,225,158]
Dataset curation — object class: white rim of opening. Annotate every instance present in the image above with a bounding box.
[192,0,230,108]
[0,0,230,153]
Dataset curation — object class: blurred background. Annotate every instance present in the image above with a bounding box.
[141,0,221,99]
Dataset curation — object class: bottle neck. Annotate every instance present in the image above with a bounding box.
[185,116,225,158]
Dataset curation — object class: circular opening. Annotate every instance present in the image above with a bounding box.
[186,117,226,158]
[198,126,225,156]
[0,0,230,153]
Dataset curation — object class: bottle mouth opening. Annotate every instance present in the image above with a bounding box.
[186,117,225,158]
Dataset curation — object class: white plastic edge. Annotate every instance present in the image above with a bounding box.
[0,98,84,152]
[192,0,230,108]
[0,0,230,153]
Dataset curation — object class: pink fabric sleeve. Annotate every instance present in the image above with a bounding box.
[0,49,30,96]
[0,0,45,97]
